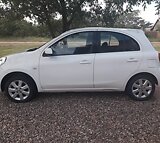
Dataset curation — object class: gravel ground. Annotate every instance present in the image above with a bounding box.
[0,88,160,143]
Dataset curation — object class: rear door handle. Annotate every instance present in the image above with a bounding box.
[80,60,91,64]
[127,58,138,63]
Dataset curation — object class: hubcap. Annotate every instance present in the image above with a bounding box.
[8,80,30,101]
[132,79,152,99]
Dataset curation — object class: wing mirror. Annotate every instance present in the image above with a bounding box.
[43,48,54,57]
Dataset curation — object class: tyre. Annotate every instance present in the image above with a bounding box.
[4,75,37,103]
[126,75,155,101]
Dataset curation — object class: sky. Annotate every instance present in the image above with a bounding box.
[134,2,158,24]
[98,0,158,24]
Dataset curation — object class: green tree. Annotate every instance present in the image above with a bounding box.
[114,10,152,29]
[1,0,160,37]
[1,0,95,37]
[54,0,95,32]
[0,3,25,36]
[70,1,154,28]
[155,0,160,14]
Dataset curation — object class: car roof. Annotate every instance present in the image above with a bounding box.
[62,27,143,35]
[66,27,142,32]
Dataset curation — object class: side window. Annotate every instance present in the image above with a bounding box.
[110,36,119,46]
[49,32,94,56]
[100,32,140,53]
[101,33,110,46]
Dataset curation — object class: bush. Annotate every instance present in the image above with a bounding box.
[0,19,49,37]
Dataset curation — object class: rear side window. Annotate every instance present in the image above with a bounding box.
[99,32,140,53]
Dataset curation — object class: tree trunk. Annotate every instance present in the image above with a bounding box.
[42,2,55,38]
[46,20,55,38]
[59,0,70,32]
[44,12,55,38]
[62,17,70,32]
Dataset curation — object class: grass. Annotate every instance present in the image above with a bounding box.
[0,37,160,57]
[149,38,160,42]
[152,43,160,51]
[0,37,50,57]
[0,37,50,42]
[0,43,43,57]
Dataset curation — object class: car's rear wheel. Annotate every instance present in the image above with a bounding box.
[4,75,37,103]
[126,75,155,101]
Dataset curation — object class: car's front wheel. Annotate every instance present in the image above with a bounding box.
[4,75,37,103]
[126,75,156,101]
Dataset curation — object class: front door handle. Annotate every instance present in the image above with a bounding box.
[80,60,91,64]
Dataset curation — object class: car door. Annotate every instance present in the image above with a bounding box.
[39,31,95,90]
[94,31,142,90]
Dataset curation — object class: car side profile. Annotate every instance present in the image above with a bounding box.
[0,27,160,102]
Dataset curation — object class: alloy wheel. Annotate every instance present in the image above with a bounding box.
[8,80,30,101]
[132,79,152,99]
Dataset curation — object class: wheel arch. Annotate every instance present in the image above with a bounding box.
[1,72,38,92]
[125,72,158,91]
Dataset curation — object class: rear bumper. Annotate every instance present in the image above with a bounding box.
[0,83,1,92]
[0,78,2,92]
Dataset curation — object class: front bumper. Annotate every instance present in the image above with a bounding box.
[0,78,2,92]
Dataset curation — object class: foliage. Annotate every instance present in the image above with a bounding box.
[1,0,96,37]
[154,0,160,14]
[0,19,34,37]
[0,0,160,37]
[114,10,152,29]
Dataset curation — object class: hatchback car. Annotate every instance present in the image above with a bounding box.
[0,27,160,102]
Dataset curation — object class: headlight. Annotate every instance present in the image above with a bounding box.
[0,57,7,66]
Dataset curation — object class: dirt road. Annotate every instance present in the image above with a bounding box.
[0,88,160,143]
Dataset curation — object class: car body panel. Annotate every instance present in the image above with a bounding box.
[39,54,95,89]
[94,51,142,90]
[0,27,160,94]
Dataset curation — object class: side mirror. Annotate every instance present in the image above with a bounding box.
[43,48,54,57]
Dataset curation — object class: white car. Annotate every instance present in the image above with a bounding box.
[0,27,160,102]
